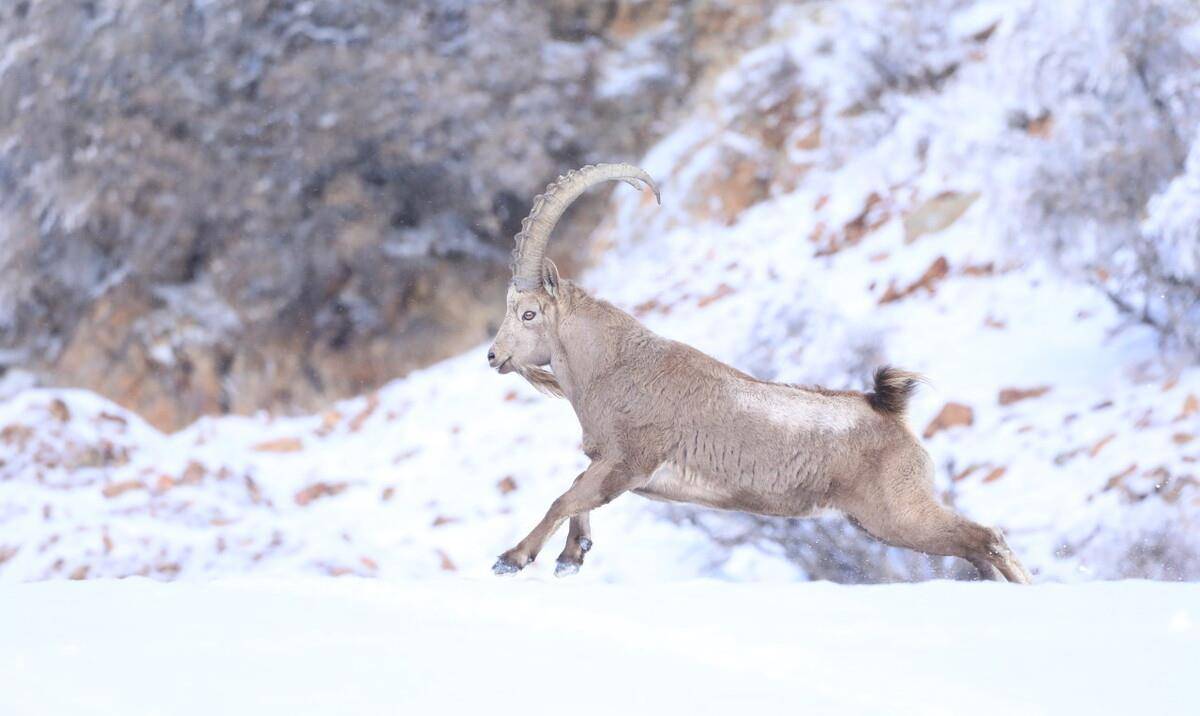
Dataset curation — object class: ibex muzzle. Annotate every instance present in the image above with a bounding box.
[488,163,1030,583]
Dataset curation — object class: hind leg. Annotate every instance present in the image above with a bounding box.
[847,498,1028,583]
[979,528,1031,584]
[968,556,1005,582]
[836,452,1031,583]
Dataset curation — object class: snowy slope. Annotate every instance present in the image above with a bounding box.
[1,579,1197,715]
[1,0,1198,584]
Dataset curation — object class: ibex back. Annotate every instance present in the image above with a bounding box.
[487,163,1030,583]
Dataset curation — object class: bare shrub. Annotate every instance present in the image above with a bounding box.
[994,0,1200,356]
[1059,526,1200,582]
[1112,531,1200,581]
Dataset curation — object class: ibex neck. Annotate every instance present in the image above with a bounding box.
[548,288,637,405]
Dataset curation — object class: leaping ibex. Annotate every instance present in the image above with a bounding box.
[487,163,1030,583]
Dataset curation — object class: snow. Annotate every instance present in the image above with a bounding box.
[2,4,1199,709]
[1,578,1195,715]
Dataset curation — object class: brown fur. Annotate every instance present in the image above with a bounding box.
[488,280,1031,583]
[485,164,1030,583]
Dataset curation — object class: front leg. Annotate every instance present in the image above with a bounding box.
[493,461,633,575]
[553,512,593,577]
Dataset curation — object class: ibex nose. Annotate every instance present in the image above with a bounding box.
[487,349,496,363]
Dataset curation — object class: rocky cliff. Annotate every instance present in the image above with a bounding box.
[0,0,774,429]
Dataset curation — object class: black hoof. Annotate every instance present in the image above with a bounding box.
[492,556,524,575]
[578,537,593,553]
[554,559,581,577]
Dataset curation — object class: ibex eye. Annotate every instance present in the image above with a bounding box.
[522,310,536,321]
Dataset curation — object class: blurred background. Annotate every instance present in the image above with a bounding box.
[0,0,1197,584]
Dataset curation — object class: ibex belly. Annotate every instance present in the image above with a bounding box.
[633,459,827,518]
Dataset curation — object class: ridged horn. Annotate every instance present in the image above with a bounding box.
[510,163,660,291]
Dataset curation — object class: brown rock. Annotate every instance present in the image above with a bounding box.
[684,152,772,226]
[316,410,342,437]
[998,386,1052,406]
[1,424,34,448]
[98,412,129,427]
[923,402,974,439]
[880,256,950,304]
[48,399,71,423]
[697,283,735,308]
[253,437,304,453]
[1104,463,1138,492]
[4,0,749,431]
[814,193,889,257]
[903,192,979,243]
[179,461,206,485]
[294,482,348,507]
[953,463,984,482]
[1089,433,1117,458]
[1026,113,1054,139]
[348,394,380,433]
[961,262,996,277]
[497,476,519,495]
[1177,394,1199,422]
[244,475,264,504]
[102,480,147,499]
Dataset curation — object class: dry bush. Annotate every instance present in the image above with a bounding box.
[994,0,1200,356]
[0,0,697,427]
[1112,531,1200,581]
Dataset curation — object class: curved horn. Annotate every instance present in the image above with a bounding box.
[511,163,660,291]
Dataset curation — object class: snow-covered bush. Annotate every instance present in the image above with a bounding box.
[1139,144,1200,355]
[989,0,1200,355]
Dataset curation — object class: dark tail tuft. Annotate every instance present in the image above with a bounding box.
[866,366,924,416]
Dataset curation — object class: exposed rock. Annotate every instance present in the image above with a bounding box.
[102,480,147,499]
[903,192,980,243]
[253,437,304,453]
[923,402,974,439]
[0,0,769,429]
[295,481,348,506]
[998,386,1052,405]
[879,256,950,304]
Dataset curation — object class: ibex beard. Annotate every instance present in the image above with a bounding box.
[487,163,1031,583]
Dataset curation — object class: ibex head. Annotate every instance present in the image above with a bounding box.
[487,163,659,380]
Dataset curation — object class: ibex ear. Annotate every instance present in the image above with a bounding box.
[541,258,560,297]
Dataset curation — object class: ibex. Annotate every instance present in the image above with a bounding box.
[487,163,1031,583]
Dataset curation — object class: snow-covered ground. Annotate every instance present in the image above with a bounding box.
[1,578,1196,715]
